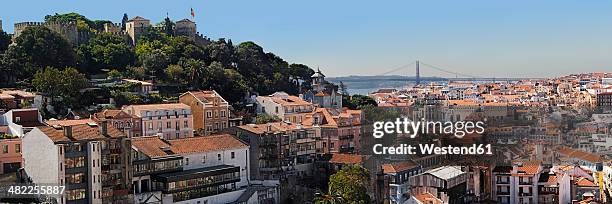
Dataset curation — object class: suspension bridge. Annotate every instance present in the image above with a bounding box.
[376,60,544,84]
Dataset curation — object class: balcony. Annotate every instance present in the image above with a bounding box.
[496,191,510,196]
[339,135,354,140]
[496,180,510,184]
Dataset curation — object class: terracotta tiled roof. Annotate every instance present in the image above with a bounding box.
[237,122,303,135]
[46,119,94,126]
[93,109,137,120]
[38,123,124,143]
[168,134,247,154]
[413,192,443,204]
[186,90,227,104]
[514,162,541,175]
[557,147,604,163]
[576,177,597,187]
[132,136,173,158]
[259,95,312,106]
[328,153,363,164]
[382,161,419,173]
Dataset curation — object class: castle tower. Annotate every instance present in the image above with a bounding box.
[175,19,197,37]
[125,16,150,45]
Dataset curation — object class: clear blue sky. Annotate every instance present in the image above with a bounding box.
[2,0,612,78]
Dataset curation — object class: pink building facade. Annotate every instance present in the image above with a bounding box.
[123,103,194,139]
[0,137,22,174]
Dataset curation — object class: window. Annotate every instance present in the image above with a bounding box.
[148,123,153,130]
[66,173,87,184]
[185,158,189,165]
[15,117,21,123]
[65,157,86,168]
[2,145,8,153]
[66,189,86,201]
[217,154,221,161]
[202,155,206,163]
[206,111,212,118]
[184,121,188,128]
[221,111,226,117]
[231,152,235,159]
[167,122,171,129]
[15,144,20,153]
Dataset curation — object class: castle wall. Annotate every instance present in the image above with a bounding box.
[13,21,87,46]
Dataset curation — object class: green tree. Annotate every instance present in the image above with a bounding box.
[255,114,281,124]
[0,31,11,53]
[164,64,185,83]
[121,13,129,30]
[107,69,123,79]
[13,26,76,76]
[162,36,205,64]
[344,95,377,110]
[205,38,234,67]
[126,66,146,80]
[77,32,133,73]
[32,67,88,103]
[200,61,249,103]
[161,17,175,36]
[141,49,168,77]
[314,193,346,204]
[327,165,371,204]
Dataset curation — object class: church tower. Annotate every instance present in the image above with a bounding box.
[311,68,326,92]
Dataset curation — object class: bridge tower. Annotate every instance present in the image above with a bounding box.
[415,60,420,85]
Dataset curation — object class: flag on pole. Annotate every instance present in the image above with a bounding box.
[191,8,195,18]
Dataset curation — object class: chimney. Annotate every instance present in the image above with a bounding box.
[63,126,72,138]
[99,120,108,136]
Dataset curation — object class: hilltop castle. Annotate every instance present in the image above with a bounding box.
[12,14,210,46]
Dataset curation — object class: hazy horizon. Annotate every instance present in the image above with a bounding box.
[2,0,612,78]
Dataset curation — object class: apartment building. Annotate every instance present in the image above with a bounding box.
[232,122,318,180]
[597,92,612,109]
[22,121,132,204]
[408,166,469,204]
[92,109,142,138]
[256,92,314,123]
[381,161,423,204]
[123,103,194,139]
[303,108,361,154]
[179,90,230,135]
[492,166,512,204]
[491,162,543,204]
[131,134,277,204]
[537,172,559,204]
